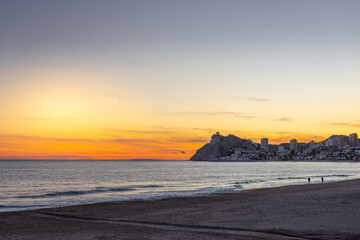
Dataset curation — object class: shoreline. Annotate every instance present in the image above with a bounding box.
[1,179,360,239]
[2,159,360,162]
[1,176,354,214]
[192,159,360,162]
[7,178,353,211]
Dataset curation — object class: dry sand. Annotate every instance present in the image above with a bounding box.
[1,179,360,240]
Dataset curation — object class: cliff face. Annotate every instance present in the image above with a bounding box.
[190,133,258,161]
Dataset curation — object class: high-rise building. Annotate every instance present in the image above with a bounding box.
[261,138,269,150]
[335,135,344,148]
[349,133,358,147]
[290,139,298,151]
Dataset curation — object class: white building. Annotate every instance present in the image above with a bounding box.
[230,152,242,161]
[278,145,285,152]
[233,148,242,153]
[219,156,230,161]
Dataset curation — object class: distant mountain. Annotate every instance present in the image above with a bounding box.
[190,133,258,161]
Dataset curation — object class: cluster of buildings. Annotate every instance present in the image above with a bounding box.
[223,148,259,161]
[223,133,360,161]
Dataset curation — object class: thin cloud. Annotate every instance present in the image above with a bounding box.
[0,116,74,122]
[328,122,360,128]
[270,131,324,143]
[111,136,207,146]
[235,96,270,102]
[275,117,292,122]
[0,134,91,142]
[171,137,208,143]
[106,129,174,135]
[162,111,258,119]
[47,155,85,158]
[106,127,215,136]
[276,131,296,135]
[167,150,187,154]
[246,97,270,102]
[172,151,186,154]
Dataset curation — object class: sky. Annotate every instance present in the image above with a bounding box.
[0,0,360,160]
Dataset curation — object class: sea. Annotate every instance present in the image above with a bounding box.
[1,160,359,212]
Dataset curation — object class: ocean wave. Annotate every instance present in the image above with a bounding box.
[15,184,164,199]
[233,184,243,189]
[233,179,266,185]
[130,184,164,188]
[276,174,351,181]
[310,174,351,178]
[276,177,305,180]
[0,204,47,209]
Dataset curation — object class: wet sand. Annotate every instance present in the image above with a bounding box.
[1,179,360,240]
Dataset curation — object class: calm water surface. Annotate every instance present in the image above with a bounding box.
[1,160,359,212]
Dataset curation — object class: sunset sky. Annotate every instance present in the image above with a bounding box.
[1,0,360,160]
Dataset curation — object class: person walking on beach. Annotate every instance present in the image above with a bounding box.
[321,177,324,183]
[308,177,311,184]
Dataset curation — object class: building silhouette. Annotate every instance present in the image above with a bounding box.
[334,135,345,148]
[261,138,269,150]
[349,133,358,147]
[290,139,298,151]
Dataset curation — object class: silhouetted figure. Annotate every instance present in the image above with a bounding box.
[308,177,311,183]
[321,177,324,183]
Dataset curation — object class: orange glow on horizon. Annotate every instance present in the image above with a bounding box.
[1,65,359,160]
[0,129,335,160]
[0,130,206,160]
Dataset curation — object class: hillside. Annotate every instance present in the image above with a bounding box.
[190,133,258,161]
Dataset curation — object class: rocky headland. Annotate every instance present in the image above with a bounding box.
[190,133,258,161]
[190,133,360,161]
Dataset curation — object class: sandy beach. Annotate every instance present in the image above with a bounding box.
[1,179,360,240]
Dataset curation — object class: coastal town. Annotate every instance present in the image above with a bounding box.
[190,132,360,161]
